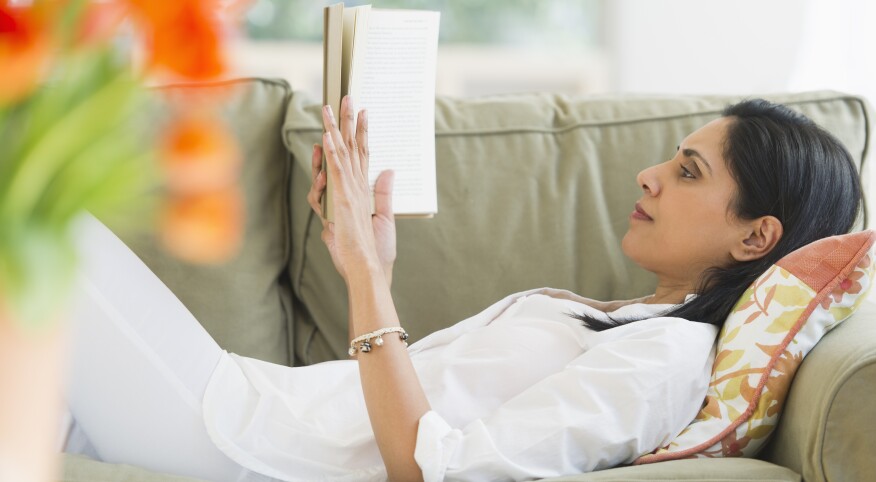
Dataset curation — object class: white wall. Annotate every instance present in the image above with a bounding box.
[787,0,876,108]
[232,1,875,104]
[230,41,609,99]
[607,0,807,95]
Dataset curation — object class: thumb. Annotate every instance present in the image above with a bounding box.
[374,170,394,217]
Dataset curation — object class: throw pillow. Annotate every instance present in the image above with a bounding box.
[635,229,876,464]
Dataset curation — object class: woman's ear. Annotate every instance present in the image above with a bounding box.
[731,216,783,262]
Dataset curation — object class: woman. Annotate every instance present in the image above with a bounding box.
[64,97,862,482]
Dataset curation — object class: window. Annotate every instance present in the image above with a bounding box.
[232,0,609,97]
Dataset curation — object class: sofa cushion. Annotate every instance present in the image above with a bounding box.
[283,91,872,365]
[104,78,294,365]
[61,453,207,482]
[636,230,875,464]
[542,458,799,481]
[283,91,872,364]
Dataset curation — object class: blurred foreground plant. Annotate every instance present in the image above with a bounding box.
[0,0,244,329]
[1,1,246,479]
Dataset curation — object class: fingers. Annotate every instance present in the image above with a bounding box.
[322,105,349,178]
[311,142,322,181]
[356,109,369,176]
[340,97,360,174]
[373,170,394,218]
[323,97,366,182]
[307,144,326,218]
[320,221,334,245]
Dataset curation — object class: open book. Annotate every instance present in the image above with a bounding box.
[323,3,440,219]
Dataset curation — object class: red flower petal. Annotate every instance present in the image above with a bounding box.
[0,4,50,105]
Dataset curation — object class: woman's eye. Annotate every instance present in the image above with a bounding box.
[680,166,696,179]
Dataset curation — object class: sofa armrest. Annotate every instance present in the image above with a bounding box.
[759,300,876,481]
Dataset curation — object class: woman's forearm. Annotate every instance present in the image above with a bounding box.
[348,264,393,343]
[346,262,429,482]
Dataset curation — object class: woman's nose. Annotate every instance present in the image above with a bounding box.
[636,164,660,196]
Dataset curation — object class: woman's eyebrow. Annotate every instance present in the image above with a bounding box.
[676,145,713,175]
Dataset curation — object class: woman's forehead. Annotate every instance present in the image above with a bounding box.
[682,117,731,149]
[680,117,732,170]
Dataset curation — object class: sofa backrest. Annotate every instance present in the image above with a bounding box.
[106,78,296,366]
[108,79,872,368]
[284,90,872,364]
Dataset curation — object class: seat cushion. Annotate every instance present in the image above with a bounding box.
[61,453,207,482]
[542,458,800,481]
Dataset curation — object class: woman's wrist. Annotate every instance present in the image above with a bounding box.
[382,264,393,288]
[345,259,399,335]
[344,258,386,286]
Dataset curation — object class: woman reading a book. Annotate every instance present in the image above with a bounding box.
[65,96,862,482]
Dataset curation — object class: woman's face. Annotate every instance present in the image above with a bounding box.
[622,117,748,287]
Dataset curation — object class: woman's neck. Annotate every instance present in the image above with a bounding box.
[647,280,695,305]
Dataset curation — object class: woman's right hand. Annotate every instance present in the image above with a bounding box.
[306,104,397,286]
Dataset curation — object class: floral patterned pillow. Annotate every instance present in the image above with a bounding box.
[635,230,876,464]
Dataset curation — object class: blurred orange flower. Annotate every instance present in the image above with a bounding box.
[161,114,241,192]
[160,187,243,265]
[125,0,226,80]
[124,0,245,264]
[0,3,50,106]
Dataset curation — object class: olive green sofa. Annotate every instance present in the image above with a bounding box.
[61,78,875,482]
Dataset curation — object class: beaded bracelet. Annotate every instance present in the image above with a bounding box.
[348,326,409,356]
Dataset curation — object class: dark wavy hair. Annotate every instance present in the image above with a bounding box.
[573,98,864,331]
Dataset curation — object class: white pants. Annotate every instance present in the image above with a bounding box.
[63,214,275,482]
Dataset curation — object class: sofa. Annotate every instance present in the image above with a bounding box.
[61,78,875,482]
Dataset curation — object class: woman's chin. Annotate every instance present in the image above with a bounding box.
[620,229,633,255]
[620,231,647,269]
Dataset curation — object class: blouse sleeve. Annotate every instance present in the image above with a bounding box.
[413,317,718,482]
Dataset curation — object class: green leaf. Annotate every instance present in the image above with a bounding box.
[56,0,91,51]
[0,48,127,199]
[71,150,161,226]
[1,72,146,222]
[34,110,159,224]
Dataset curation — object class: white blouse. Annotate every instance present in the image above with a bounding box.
[202,288,718,482]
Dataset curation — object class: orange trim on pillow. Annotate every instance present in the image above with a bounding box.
[776,231,876,292]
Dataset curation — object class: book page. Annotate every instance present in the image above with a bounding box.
[322,3,344,220]
[353,9,440,216]
[342,6,370,100]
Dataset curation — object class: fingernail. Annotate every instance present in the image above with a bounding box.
[326,105,335,121]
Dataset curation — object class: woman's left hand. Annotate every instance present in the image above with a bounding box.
[311,100,427,482]
[310,95,396,285]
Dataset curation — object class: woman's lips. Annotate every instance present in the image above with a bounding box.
[631,202,653,221]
